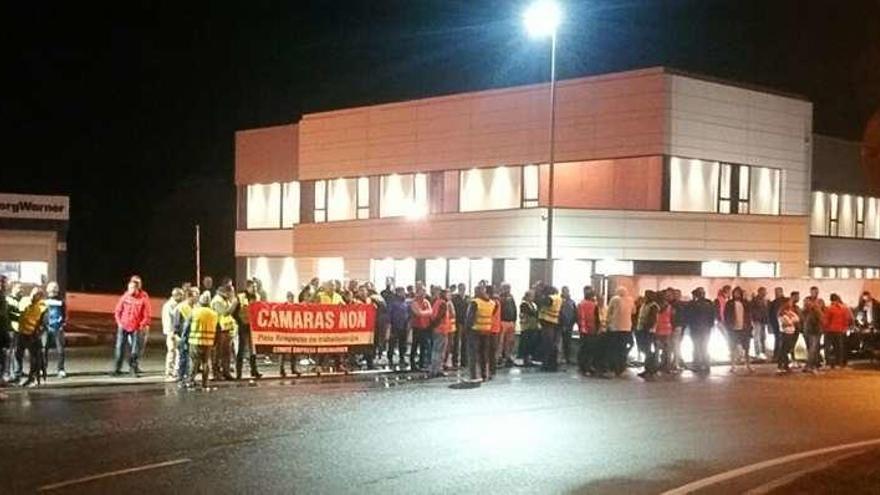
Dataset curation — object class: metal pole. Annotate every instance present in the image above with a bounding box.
[195,224,201,286]
[545,32,557,283]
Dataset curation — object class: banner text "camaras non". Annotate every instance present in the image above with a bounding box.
[256,308,368,331]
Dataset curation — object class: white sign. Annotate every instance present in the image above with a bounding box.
[0,193,69,221]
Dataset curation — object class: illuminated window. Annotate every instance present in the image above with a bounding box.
[282,181,300,227]
[701,261,737,277]
[739,261,776,278]
[327,178,357,222]
[357,177,370,220]
[503,258,531,303]
[314,180,327,223]
[246,257,299,302]
[748,167,780,215]
[553,259,592,295]
[522,165,539,208]
[425,258,447,288]
[448,258,493,293]
[317,257,345,281]
[828,193,839,235]
[595,259,633,276]
[811,192,828,235]
[719,163,733,213]
[669,157,720,212]
[460,166,522,212]
[838,194,855,237]
[856,196,865,238]
[380,173,428,218]
[246,183,281,229]
[867,197,880,239]
[0,261,49,285]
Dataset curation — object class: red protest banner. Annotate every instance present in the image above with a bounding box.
[249,302,376,354]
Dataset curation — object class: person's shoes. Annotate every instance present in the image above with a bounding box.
[21,378,34,388]
[110,370,123,377]
[57,370,67,379]
[251,372,263,380]
[130,369,141,378]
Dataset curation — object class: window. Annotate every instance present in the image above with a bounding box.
[670,158,720,212]
[246,257,299,302]
[314,180,327,223]
[380,173,428,218]
[595,259,633,276]
[503,258,530,304]
[0,261,49,285]
[327,178,357,222]
[739,261,777,278]
[357,177,370,220]
[425,258,447,288]
[553,259,592,295]
[669,157,780,215]
[701,261,737,277]
[448,258,492,293]
[812,266,880,279]
[812,191,880,239]
[370,258,416,288]
[460,166,522,212]
[282,181,300,227]
[522,165,539,208]
[246,183,282,229]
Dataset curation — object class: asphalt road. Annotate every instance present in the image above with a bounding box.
[3,364,880,494]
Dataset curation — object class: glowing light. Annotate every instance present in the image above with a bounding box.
[701,261,737,278]
[523,0,562,38]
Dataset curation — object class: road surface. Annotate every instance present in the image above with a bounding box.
[3,364,880,494]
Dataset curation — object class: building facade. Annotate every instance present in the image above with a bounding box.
[233,66,875,301]
[0,193,69,291]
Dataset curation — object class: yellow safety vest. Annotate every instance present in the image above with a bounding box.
[472,298,496,332]
[189,306,218,348]
[539,294,562,324]
[237,293,251,325]
[177,301,193,322]
[211,295,238,334]
[19,301,46,336]
[318,292,344,305]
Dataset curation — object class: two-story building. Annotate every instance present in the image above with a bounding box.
[233,66,878,301]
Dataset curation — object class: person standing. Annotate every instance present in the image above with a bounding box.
[558,286,577,365]
[768,287,785,360]
[409,287,433,372]
[235,280,261,380]
[653,291,675,374]
[496,283,518,368]
[750,287,770,360]
[17,288,47,387]
[822,293,853,369]
[537,285,563,372]
[635,291,660,379]
[606,286,635,376]
[518,290,540,367]
[176,288,198,384]
[6,282,24,381]
[387,287,410,371]
[670,289,687,372]
[161,288,184,380]
[112,277,152,377]
[802,296,824,373]
[429,289,455,378]
[576,286,602,376]
[688,288,716,375]
[188,293,218,389]
[42,281,67,379]
[130,276,152,363]
[777,298,800,373]
[451,283,470,369]
[0,276,10,382]
[855,291,878,331]
[723,287,753,374]
[466,284,497,382]
[210,285,238,381]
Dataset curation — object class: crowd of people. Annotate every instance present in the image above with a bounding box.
[1,271,878,389]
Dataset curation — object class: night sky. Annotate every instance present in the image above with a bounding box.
[5,0,879,293]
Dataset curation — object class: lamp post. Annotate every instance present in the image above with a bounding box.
[523,0,561,284]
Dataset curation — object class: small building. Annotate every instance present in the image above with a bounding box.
[0,192,69,291]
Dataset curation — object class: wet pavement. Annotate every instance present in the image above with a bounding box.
[3,361,880,494]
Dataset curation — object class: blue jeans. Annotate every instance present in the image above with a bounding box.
[178,329,191,381]
[430,332,448,375]
[41,329,65,373]
[805,332,821,369]
[113,328,140,372]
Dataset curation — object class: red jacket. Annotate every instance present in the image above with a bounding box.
[655,306,673,336]
[577,299,599,335]
[114,290,152,332]
[410,298,433,330]
[822,302,852,333]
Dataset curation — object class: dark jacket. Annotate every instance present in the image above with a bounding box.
[856,298,880,328]
[688,298,716,329]
[559,297,577,328]
[500,294,518,323]
[388,296,410,330]
[451,294,469,325]
[768,297,784,332]
[723,299,751,331]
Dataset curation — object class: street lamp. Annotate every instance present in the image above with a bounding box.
[523,0,561,284]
